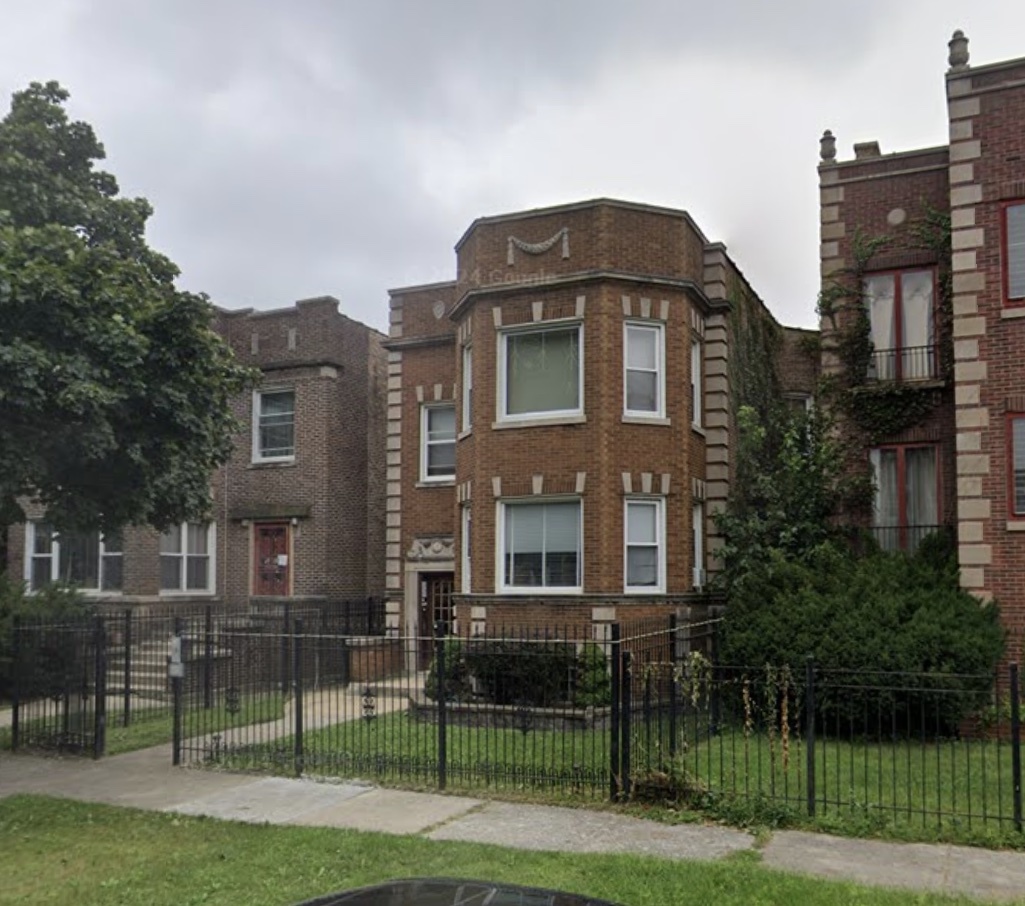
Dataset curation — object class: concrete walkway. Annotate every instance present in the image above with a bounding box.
[3,746,1025,902]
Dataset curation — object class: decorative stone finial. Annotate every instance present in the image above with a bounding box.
[948,29,969,71]
[819,129,836,163]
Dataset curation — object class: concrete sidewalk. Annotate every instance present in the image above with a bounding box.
[3,746,1025,902]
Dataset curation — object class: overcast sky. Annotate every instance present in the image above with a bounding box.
[3,1,1025,333]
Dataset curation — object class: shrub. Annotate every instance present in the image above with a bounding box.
[464,639,576,706]
[573,643,611,707]
[423,638,471,702]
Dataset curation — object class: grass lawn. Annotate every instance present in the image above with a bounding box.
[0,795,988,906]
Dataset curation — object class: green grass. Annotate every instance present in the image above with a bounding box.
[1,694,286,756]
[0,795,989,906]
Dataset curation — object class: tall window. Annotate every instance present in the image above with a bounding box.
[692,502,705,589]
[501,500,581,591]
[253,389,295,462]
[499,324,582,421]
[691,338,702,427]
[1011,415,1025,517]
[160,523,214,593]
[462,345,473,431]
[27,523,123,592]
[624,323,664,418]
[870,445,939,552]
[461,504,472,592]
[863,271,935,381]
[1005,203,1025,305]
[625,499,664,592]
[421,405,456,481]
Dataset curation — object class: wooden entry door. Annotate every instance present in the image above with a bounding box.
[254,523,290,596]
[418,572,454,669]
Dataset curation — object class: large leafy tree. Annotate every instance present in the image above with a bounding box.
[0,82,253,536]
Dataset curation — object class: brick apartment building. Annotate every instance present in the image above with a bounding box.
[818,30,1025,659]
[386,199,813,655]
[5,296,387,609]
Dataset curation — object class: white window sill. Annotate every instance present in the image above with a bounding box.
[416,479,455,488]
[622,414,670,426]
[160,590,217,597]
[497,587,583,596]
[691,423,706,437]
[625,587,666,595]
[250,458,296,468]
[1001,307,1025,319]
[457,428,473,440]
[492,414,586,430]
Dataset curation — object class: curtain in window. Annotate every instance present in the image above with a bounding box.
[1008,205,1025,300]
[905,448,938,552]
[901,271,934,379]
[864,276,896,380]
[506,328,579,415]
[870,449,899,551]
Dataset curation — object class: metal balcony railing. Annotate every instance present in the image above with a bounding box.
[867,345,939,382]
[870,524,946,554]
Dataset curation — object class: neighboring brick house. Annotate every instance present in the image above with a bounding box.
[5,295,387,609]
[817,31,1025,659]
[386,199,808,654]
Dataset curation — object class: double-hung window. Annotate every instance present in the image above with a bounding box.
[461,504,472,592]
[500,499,581,592]
[624,323,664,418]
[28,522,123,592]
[253,389,295,462]
[1011,415,1025,517]
[863,271,936,381]
[691,338,703,427]
[462,345,473,431]
[421,405,456,481]
[625,499,664,593]
[692,502,705,588]
[1004,203,1025,306]
[869,445,939,553]
[499,323,582,422]
[160,523,215,593]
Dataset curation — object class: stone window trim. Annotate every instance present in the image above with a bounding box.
[624,497,666,595]
[1002,201,1025,307]
[25,521,123,595]
[623,321,666,420]
[252,387,296,464]
[159,522,217,596]
[495,318,584,426]
[496,496,583,595]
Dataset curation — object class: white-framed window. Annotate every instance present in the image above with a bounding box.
[498,322,582,422]
[499,499,581,592]
[462,345,473,432]
[624,322,665,418]
[253,388,295,462]
[26,522,123,593]
[421,404,456,481]
[461,504,472,592]
[624,498,665,593]
[160,522,215,594]
[1004,202,1025,304]
[691,338,703,428]
[692,502,705,588]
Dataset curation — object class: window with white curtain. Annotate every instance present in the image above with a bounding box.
[1012,416,1025,517]
[624,323,664,417]
[27,522,123,592]
[499,324,582,421]
[863,271,935,381]
[160,523,215,593]
[869,445,938,552]
[1006,203,1025,304]
[625,499,664,592]
[500,499,581,591]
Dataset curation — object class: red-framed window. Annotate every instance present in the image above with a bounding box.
[862,269,938,381]
[869,444,941,552]
[1003,202,1025,307]
[1010,415,1025,518]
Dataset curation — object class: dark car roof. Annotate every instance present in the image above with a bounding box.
[293,877,624,906]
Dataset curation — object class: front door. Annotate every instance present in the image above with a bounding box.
[418,572,454,669]
[254,523,290,596]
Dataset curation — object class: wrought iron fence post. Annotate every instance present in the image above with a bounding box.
[10,616,20,751]
[293,619,304,778]
[1010,662,1022,834]
[281,601,292,695]
[805,656,817,818]
[435,621,447,791]
[172,616,184,767]
[204,605,214,710]
[621,650,633,800]
[93,616,107,759]
[122,609,132,727]
[609,623,622,800]
[668,614,678,761]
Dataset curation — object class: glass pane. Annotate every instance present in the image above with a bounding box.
[506,328,579,415]
[261,391,294,417]
[1008,204,1025,299]
[1015,419,1025,514]
[427,440,455,476]
[901,271,934,379]
[545,502,580,553]
[60,530,99,588]
[626,326,656,370]
[626,371,657,412]
[627,547,658,586]
[161,556,182,590]
[103,529,123,553]
[32,522,53,555]
[545,550,579,587]
[905,447,937,527]
[102,555,123,592]
[428,406,456,441]
[627,502,657,544]
[506,504,544,554]
[864,276,896,379]
[260,423,295,457]
[186,523,208,555]
[160,525,182,554]
[186,556,209,590]
[31,557,52,589]
[871,449,899,529]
